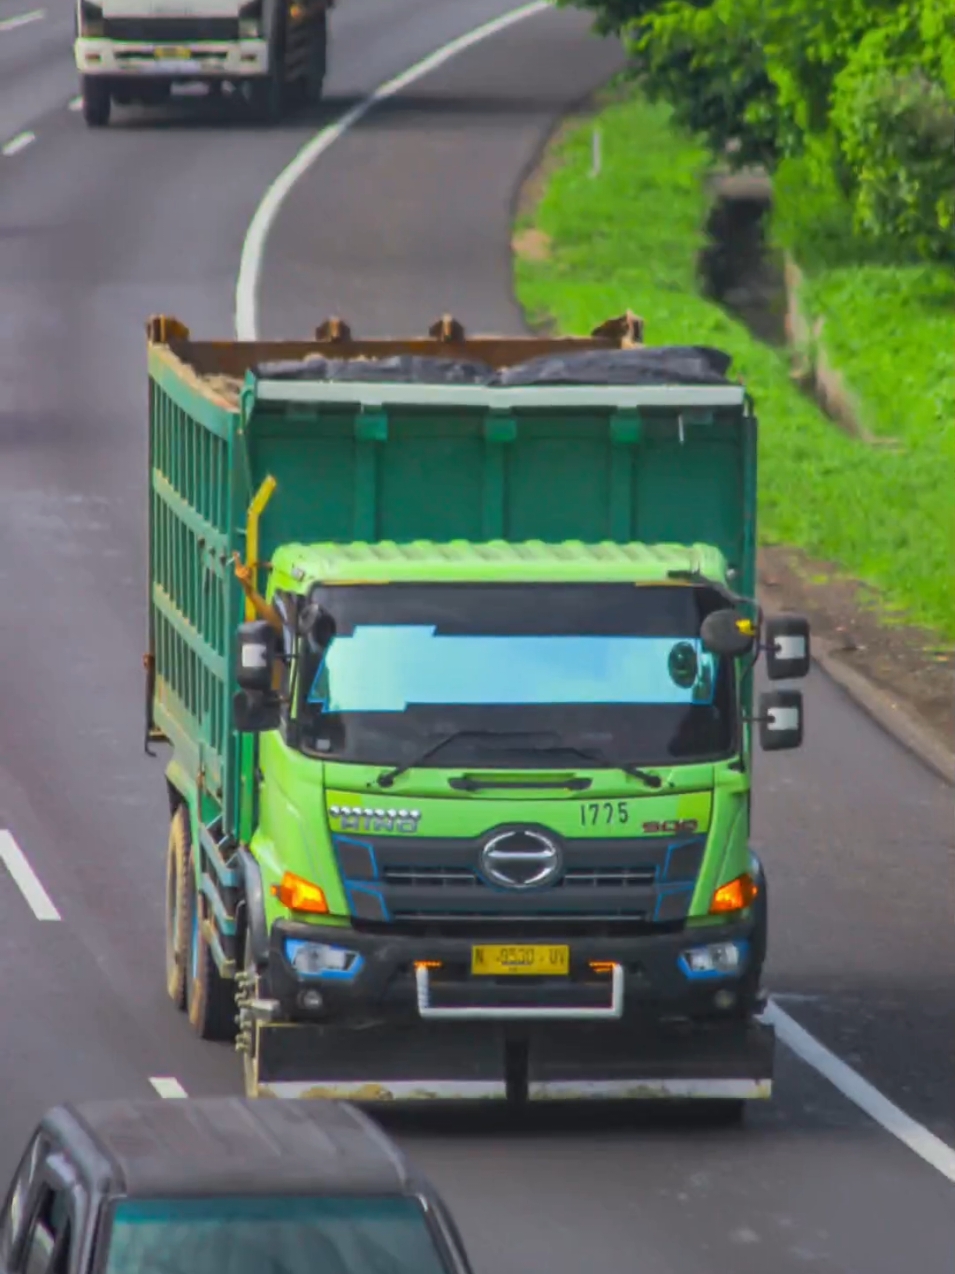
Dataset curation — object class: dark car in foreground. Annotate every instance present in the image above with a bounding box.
[0,1096,472,1274]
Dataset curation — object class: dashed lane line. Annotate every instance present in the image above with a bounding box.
[2,130,35,157]
[150,1077,189,1099]
[0,9,45,33]
[0,830,61,919]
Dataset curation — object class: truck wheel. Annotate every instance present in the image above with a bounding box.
[248,69,284,124]
[81,77,111,127]
[305,11,327,104]
[164,806,190,1010]
[186,847,238,1041]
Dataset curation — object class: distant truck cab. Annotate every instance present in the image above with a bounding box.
[0,1097,472,1274]
[73,0,333,127]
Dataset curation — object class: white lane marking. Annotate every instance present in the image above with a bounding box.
[0,830,61,920]
[765,1000,955,1184]
[2,130,36,157]
[0,9,45,33]
[68,96,82,112]
[234,0,549,338]
[150,1076,189,1099]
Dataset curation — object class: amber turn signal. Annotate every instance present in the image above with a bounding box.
[709,873,758,915]
[271,871,329,914]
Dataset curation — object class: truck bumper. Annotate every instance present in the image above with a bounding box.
[75,37,268,79]
[246,1016,774,1102]
[239,917,773,1101]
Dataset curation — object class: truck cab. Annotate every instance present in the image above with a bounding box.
[0,1098,472,1274]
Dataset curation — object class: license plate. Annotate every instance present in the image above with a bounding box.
[155,45,191,58]
[471,944,569,976]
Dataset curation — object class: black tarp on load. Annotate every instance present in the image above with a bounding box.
[253,354,496,384]
[252,346,733,388]
[492,347,733,386]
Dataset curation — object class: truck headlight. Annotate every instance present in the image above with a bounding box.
[284,939,362,979]
[679,940,747,978]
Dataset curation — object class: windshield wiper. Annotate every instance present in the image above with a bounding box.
[375,729,558,788]
[505,743,668,789]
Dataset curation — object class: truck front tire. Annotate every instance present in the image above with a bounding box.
[81,77,111,127]
[185,843,239,1041]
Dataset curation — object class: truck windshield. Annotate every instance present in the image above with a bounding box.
[101,1194,451,1274]
[295,582,736,768]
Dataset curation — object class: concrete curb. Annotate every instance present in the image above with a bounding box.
[810,635,955,787]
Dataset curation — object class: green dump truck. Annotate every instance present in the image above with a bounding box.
[147,312,810,1110]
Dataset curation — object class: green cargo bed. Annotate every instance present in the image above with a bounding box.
[145,313,757,835]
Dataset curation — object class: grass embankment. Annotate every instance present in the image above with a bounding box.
[514,92,955,640]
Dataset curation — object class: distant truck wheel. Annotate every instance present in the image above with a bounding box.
[305,11,327,104]
[185,844,238,1041]
[164,806,191,1010]
[80,76,111,127]
[247,70,284,124]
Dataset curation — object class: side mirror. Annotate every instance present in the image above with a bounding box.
[764,614,811,680]
[237,620,278,693]
[233,690,281,734]
[700,608,757,658]
[758,689,803,751]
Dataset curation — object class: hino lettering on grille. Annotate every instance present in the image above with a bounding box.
[328,805,421,834]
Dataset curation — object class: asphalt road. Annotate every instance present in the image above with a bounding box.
[0,2,953,1271]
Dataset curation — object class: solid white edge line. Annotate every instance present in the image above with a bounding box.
[764,1000,955,1184]
[2,131,36,157]
[0,830,61,920]
[234,0,549,339]
[0,9,45,33]
[150,1077,189,1099]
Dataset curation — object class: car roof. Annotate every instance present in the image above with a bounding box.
[48,1097,418,1199]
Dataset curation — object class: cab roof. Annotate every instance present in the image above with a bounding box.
[269,540,730,591]
[48,1097,417,1199]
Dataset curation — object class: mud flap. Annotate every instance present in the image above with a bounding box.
[247,1021,511,1100]
[244,1017,774,1102]
[524,1018,775,1100]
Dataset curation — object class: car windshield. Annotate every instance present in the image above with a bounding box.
[292,582,736,768]
[101,1195,451,1274]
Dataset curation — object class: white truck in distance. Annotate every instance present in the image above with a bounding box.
[73,0,333,126]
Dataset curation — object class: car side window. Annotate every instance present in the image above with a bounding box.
[20,1185,72,1274]
[0,1134,50,1270]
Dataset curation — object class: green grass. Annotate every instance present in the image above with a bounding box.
[514,92,955,639]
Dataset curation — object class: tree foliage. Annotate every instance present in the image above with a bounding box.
[562,0,955,260]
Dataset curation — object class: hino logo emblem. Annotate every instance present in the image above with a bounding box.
[480,829,563,890]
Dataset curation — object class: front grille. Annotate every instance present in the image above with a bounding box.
[383,866,478,889]
[334,830,706,926]
[382,864,656,891]
[102,17,239,41]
